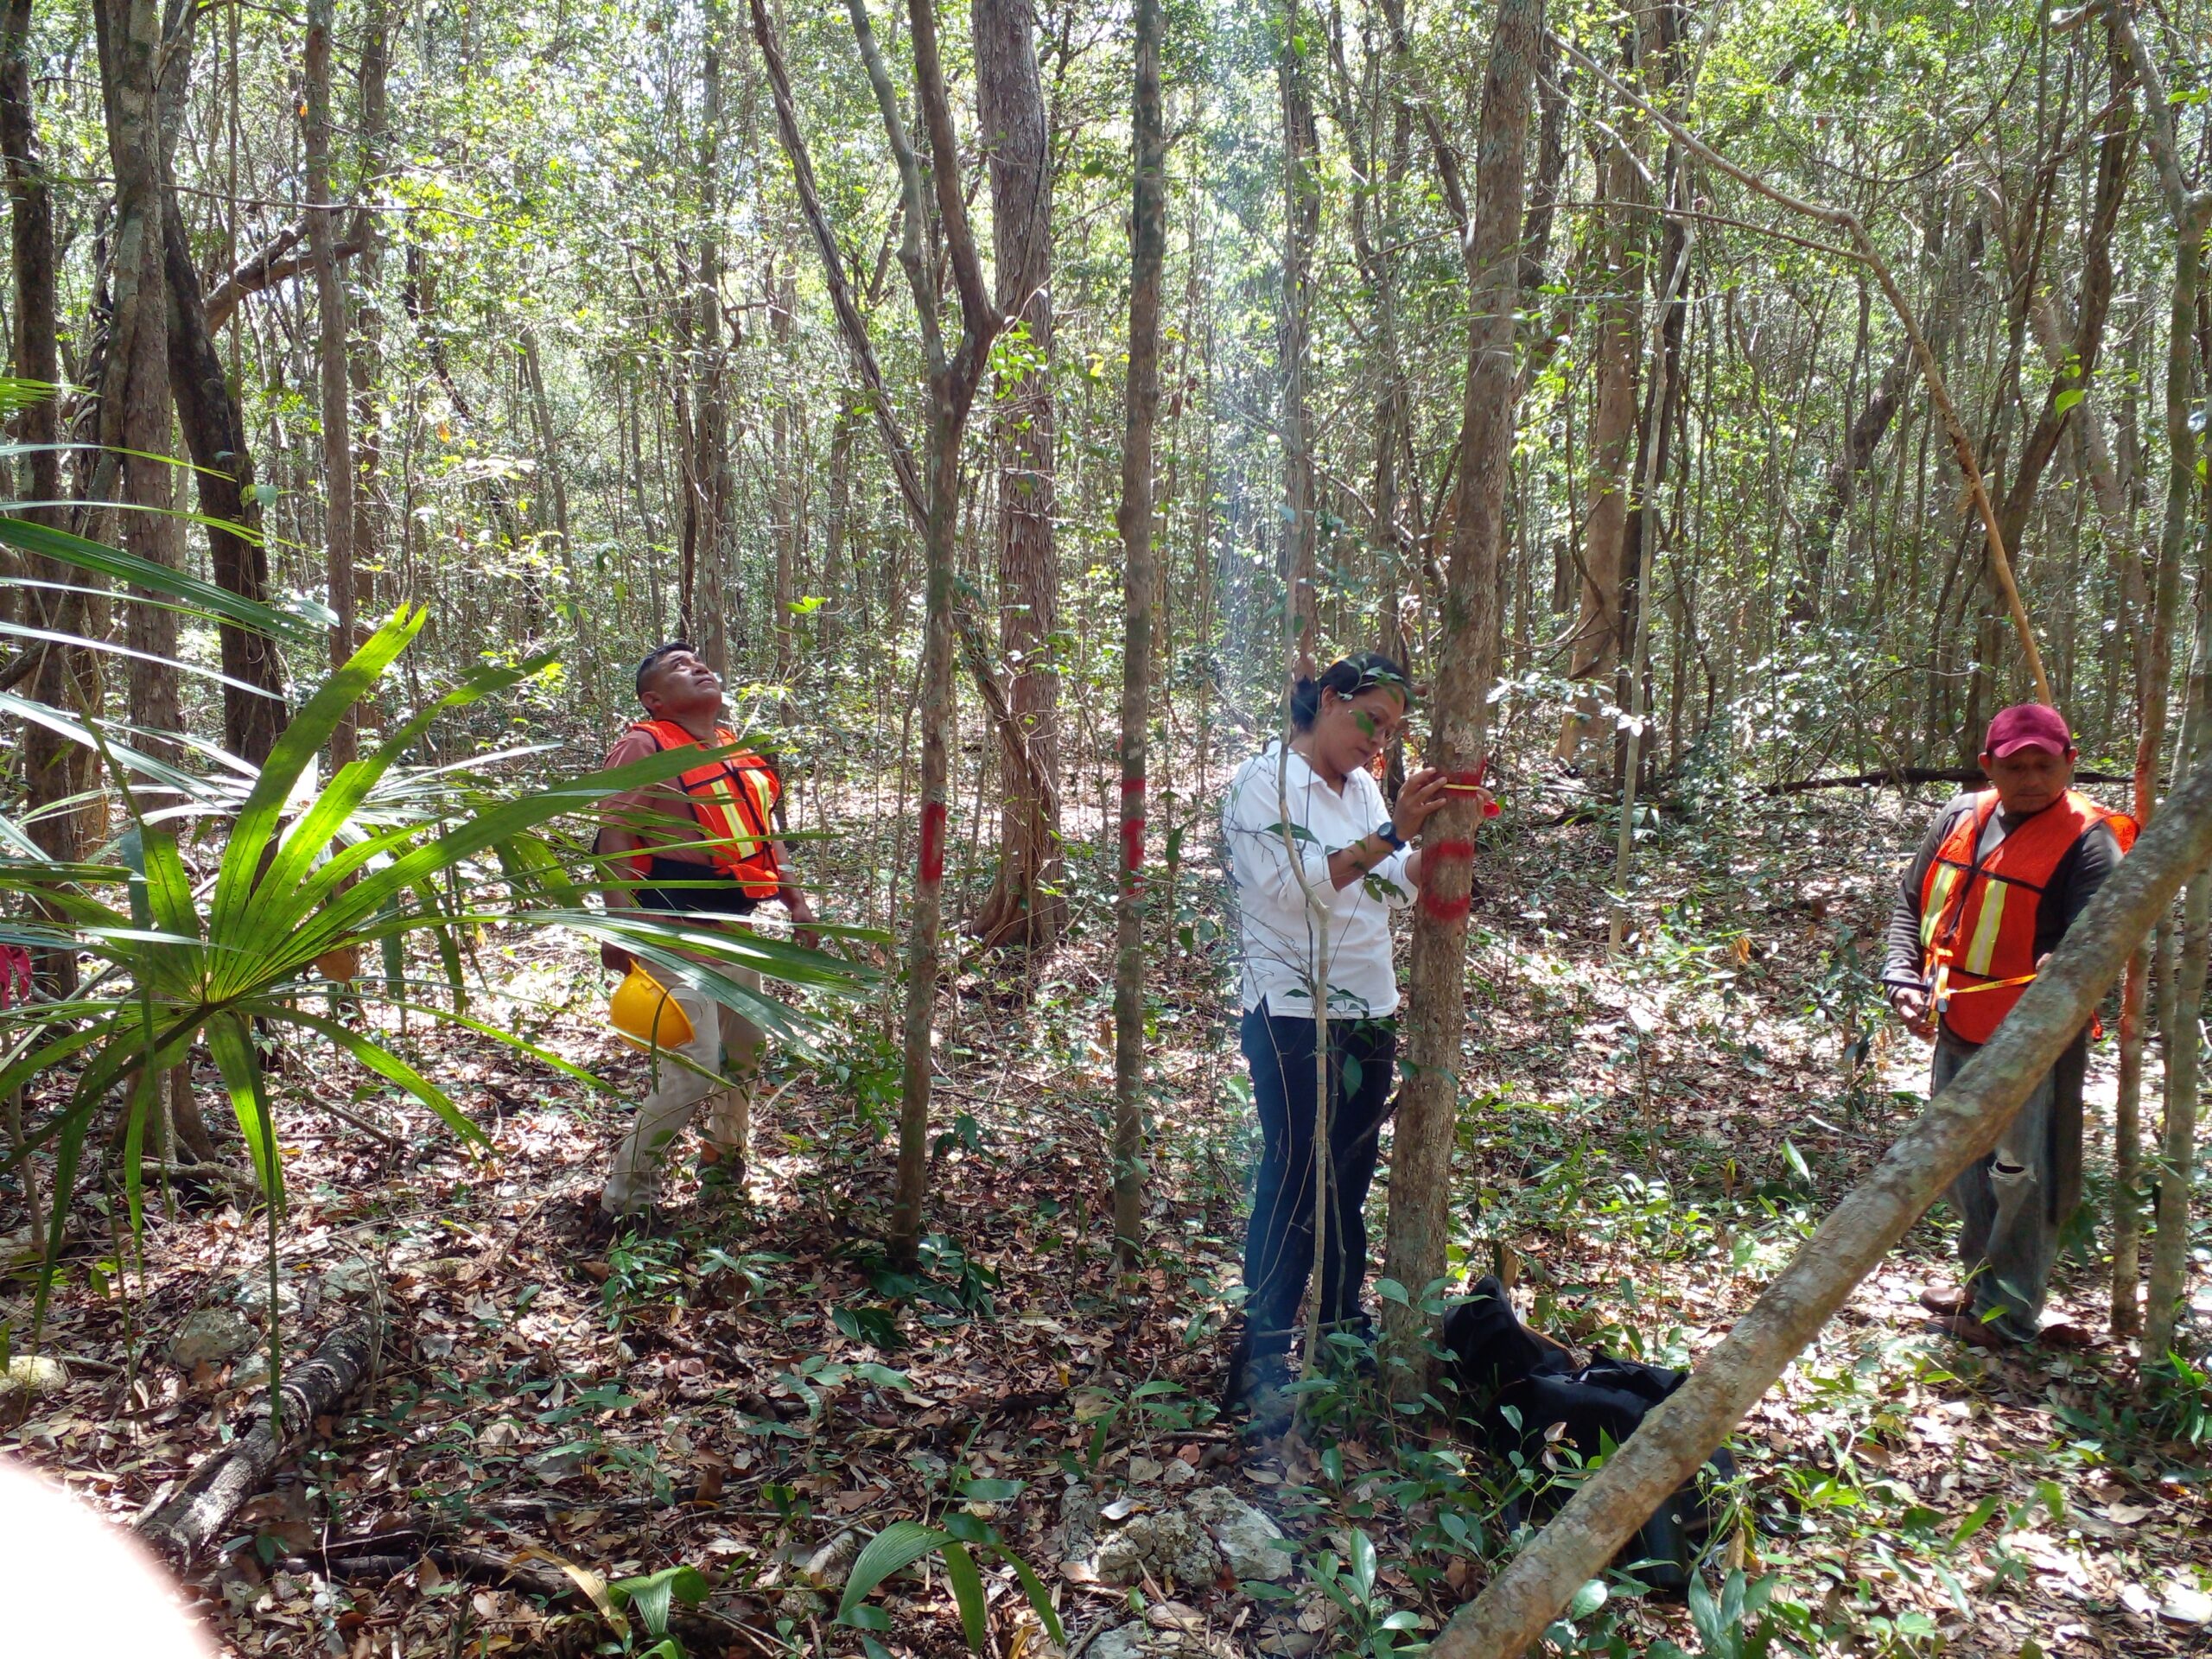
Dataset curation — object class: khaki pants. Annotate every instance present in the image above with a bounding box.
[601,973,764,1216]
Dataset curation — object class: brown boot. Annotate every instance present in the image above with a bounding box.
[1927,1312,2017,1350]
[1917,1285,1970,1317]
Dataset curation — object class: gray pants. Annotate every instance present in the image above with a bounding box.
[1931,1028,2086,1343]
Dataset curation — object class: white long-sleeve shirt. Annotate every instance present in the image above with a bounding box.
[1221,741,1415,1019]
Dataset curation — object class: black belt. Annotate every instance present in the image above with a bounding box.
[634,855,758,915]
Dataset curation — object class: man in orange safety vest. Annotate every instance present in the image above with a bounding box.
[592,643,817,1225]
[1882,702,2129,1348]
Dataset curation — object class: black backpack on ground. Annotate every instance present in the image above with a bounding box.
[1440,1276,1737,1592]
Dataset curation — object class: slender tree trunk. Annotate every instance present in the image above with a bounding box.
[819,402,858,652]
[4,0,100,988]
[850,0,1002,1267]
[349,0,390,673]
[1553,59,1644,766]
[94,0,179,747]
[162,185,285,766]
[1379,0,1541,1397]
[770,261,799,694]
[1279,3,1319,678]
[1608,174,1694,950]
[690,9,733,682]
[1111,0,1165,1280]
[305,0,354,774]
[973,0,1063,950]
[2145,462,2212,1366]
[148,0,286,766]
[520,330,584,677]
[1790,340,1911,625]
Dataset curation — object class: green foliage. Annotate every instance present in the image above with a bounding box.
[607,1562,711,1658]
[836,1516,1063,1652]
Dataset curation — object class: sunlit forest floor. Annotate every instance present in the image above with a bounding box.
[7,776,2210,1657]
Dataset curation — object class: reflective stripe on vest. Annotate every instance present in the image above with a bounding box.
[630,720,783,900]
[1919,789,2133,1044]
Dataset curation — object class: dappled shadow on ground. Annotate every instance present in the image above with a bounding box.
[4,783,2208,1656]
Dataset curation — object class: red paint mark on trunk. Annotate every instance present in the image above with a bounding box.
[919,801,948,884]
[1122,814,1147,873]
[1420,889,1472,924]
[1427,838,1477,863]
[1121,777,1147,796]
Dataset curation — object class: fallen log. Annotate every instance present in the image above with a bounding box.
[1762,765,2130,794]
[140,1308,380,1562]
[1431,741,2212,1658]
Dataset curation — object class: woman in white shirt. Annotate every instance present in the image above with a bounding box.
[1219,652,1459,1431]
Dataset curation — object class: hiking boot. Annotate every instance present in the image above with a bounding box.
[1917,1285,1970,1317]
[1927,1312,2018,1351]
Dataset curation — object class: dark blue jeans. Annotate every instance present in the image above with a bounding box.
[1238,1007,1399,1360]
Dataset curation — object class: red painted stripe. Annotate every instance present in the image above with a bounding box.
[1427,838,1477,863]
[1121,777,1147,796]
[1122,814,1146,872]
[919,800,948,884]
[1421,890,1472,924]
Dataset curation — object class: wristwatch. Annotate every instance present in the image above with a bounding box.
[1375,821,1408,850]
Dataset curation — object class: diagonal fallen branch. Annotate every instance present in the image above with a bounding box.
[1433,743,2212,1656]
[139,1306,381,1563]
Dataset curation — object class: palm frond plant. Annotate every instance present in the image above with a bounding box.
[0,604,878,1363]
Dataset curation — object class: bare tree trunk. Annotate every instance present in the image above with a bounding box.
[770,261,799,694]
[1111,0,1165,1280]
[1434,749,2212,1656]
[690,8,733,682]
[1790,340,1911,625]
[4,0,100,988]
[848,0,1003,1267]
[819,402,858,652]
[520,330,584,677]
[155,3,287,769]
[305,0,354,772]
[94,0,179,747]
[972,0,1064,950]
[2146,580,2212,1366]
[1278,3,1319,678]
[2104,0,2212,1355]
[1378,0,1541,1397]
[349,1,390,678]
[1553,51,1644,767]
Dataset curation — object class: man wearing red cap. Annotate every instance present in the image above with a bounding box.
[1882,703,2131,1347]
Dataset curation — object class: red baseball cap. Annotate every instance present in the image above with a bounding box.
[1982,702,2073,759]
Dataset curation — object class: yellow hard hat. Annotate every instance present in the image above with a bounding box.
[610,963,694,1052]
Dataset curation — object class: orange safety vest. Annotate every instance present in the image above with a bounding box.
[628,720,784,900]
[1919,789,2135,1044]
